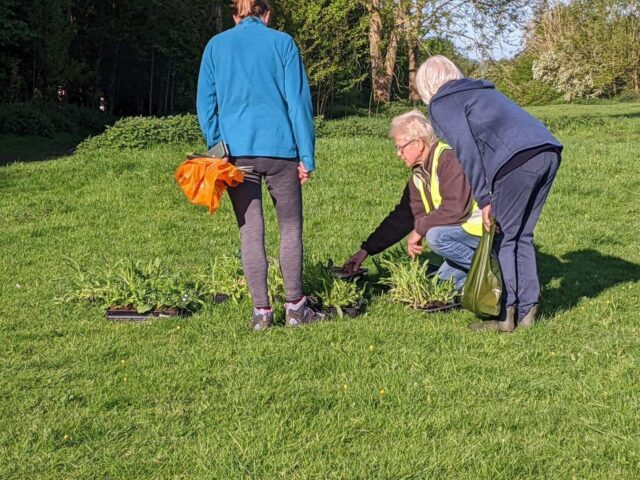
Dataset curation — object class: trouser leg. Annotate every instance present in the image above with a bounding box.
[492,151,560,310]
[425,226,480,291]
[227,164,269,308]
[264,159,304,303]
[515,152,560,316]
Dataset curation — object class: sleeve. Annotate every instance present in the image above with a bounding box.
[196,41,221,150]
[430,100,491,208]
[283,39,315,172]
[361,185,415,255]
[414,151,474,236]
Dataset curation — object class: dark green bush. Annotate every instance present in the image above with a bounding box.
[0,104,54,136]
[0,102,115,137]
[77,114,202,152]
[316,115,389,138]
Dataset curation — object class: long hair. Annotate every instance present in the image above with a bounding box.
[233,0,270,18]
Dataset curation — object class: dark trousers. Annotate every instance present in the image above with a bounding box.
[491,151,560,317]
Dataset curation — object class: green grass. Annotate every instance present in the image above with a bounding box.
[1,103,639,478]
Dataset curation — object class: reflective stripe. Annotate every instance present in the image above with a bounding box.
[413,141,483,237]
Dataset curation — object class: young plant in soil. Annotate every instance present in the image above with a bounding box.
[305,259,366,317]
[57,256,245,315]
[378,257,457,310]
[196,255,248,304]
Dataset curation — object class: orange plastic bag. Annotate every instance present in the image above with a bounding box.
[175,155,245,215]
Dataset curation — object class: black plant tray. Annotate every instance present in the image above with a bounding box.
[106,307,188,322]
[105,293,230,322]
[413,301,461,314]
[321,300,365,318]
[331,267,368,281]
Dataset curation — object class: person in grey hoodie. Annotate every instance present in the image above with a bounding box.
[416,55,563,332]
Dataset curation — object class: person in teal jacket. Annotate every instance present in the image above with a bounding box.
[196,0,324,330]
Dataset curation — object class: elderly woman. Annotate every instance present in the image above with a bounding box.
[416,55,563,332]
[344,110,482,293]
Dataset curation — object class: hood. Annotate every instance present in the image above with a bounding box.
[433,78,495,101]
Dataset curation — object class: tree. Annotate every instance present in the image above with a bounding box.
[273,0,369,115]
[528,0,640,100]
[367,0,537,103]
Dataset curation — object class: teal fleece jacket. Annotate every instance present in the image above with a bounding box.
[196,17,316,171]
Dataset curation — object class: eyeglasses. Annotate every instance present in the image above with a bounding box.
[395,139,418,154]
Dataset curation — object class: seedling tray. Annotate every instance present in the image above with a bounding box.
[331,267,368,281]
[413,302,461,314]
[105,293,230,322]
[106,308,187,322]
[321,300,365,318]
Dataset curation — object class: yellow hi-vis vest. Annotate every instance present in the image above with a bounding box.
[412,141,483,237]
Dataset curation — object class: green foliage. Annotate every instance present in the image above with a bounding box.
[57,256,248,313]
[528,0,640,100]
[304,259,365,316]
[315,115,389,139]
[377,256,457,308]
[196,256,248,304]
[77,114,202,151]
[482,53,560,106]
[1,103,640,478]
[0,102,114,137]
[272,0,369,115]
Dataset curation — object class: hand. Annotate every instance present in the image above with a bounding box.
[343,249,368,274]
[298,163,311,184]
[482,204,492,232]
[407,230,423,259]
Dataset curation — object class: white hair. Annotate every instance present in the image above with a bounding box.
[416,55,464,104]
[388,110,437,146]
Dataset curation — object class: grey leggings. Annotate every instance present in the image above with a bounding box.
[228,157,303,308]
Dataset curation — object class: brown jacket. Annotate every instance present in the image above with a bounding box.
[361,147,474,255]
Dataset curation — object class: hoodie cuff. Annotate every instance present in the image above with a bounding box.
[476,194,491,209]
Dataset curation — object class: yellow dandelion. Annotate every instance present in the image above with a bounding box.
[63,435,70,441]
[369,345,374,352]
[379,388,385,396]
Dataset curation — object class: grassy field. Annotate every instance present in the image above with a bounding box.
[1,103,639,478]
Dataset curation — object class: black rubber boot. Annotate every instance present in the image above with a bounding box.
[469,306,516,333]
[517,304,538,329]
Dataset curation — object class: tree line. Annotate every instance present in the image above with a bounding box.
[1,0,638,117]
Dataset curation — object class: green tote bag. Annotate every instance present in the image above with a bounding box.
[461,220,503,318]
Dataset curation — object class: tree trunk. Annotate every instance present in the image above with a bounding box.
[368,1,404,103]
[368,1,387,103]
[407,0,422,102]
[215,4,224,33]
[148,47,155,116]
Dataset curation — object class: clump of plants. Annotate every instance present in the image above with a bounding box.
[376,257,457,310]
[305,259,366,317]
[57,256,247,314]
[196,255,248,304]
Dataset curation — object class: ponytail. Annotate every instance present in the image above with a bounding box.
[233,0,270,18]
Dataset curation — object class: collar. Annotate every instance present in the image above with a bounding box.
[239,16,265,26]
[412,144,436,177]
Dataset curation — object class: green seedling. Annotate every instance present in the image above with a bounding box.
[378,257,457,309]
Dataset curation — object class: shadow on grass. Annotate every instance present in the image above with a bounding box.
[538,248,640,316]
[0,134,85,167]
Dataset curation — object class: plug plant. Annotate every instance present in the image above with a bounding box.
[305,259,366,317]
[57,256,249,314]
[378,257,457,309]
